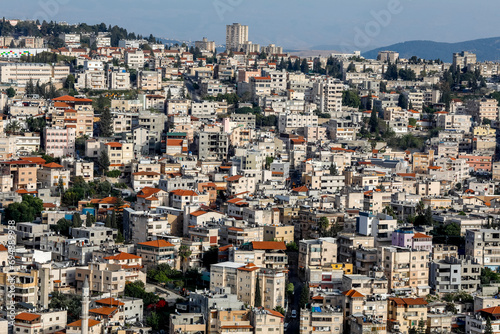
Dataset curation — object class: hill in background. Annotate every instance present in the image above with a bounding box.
[363,37,500,62]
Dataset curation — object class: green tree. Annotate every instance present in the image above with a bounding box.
[286,241,298,252]
[255,275,262,307]
[86,212,93,227]
[99,107,113,137]
[329,163,338,176]
[398,93,408,109]
[6,87,15,97]
[417,318,426,334]
[286,282,295,298]
[318,217,330,236]
[178,244,192,273]
[265,156,274,169]
[342,90,361,108]
[147,312,160,330]
[369,108,379,133]
[115,230,124,243]
[485,317,493,334]
[408,118,417,127]
[299,284,309,309]
[48,292,82,323]
[72,214,82,228]
[51,218,72,237]
[202,246,219,269]
[98,150,110,173]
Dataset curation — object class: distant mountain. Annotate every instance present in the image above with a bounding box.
[363,37,500,62]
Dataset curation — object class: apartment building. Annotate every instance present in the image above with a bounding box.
[75,262,146,294]
[0,63,70,84]
[44,126,76,157]
[108,67,131,90]
[278,112,318,133]
[0,159,39,191]
[337,234,375,263]
[226,23,249,51]
[14,310,67,334]
[312,78,343,113]
[429,256,481,294]
[136,239,177,269]
[379,246,430,296]
[125,49,144,69]
[195,37,216,52]
[299,238,338,270]
[465,229,500,268]
[198,131,228,161]
[51,95,94,136]
[412,150,434,174]
[37,162,70,191]
[138,70,162,90]
[101,142,134,167]
[466,98,499,122]
[169,313,206,334]
[300,305,343,334]
[210,262,286,310]
[387,297,428,334]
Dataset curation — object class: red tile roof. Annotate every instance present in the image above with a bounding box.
[226,175,243,182]
[53,95,93,103]
[138,239,174,248]
[104,252,141,261]
[105,142,123,148]
[43,162,64,168]
[15,313,40,321]
[89,306,118,316]
[190,210,207,217]
[251,241,286,251]
[342,289,365,298]
[137,187,162,198]
[67,319,100,328]
[292,186,308,193]
[96,297,125,306]
[171,189,197,196]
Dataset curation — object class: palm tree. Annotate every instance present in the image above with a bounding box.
[416,200,425,216]
[178,245,192,273]
[5,120,21,135]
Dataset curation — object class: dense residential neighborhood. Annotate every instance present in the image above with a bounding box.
[2,18,500,334]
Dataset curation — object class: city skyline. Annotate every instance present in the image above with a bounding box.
[3,0,500,51]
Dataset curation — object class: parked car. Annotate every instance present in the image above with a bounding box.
[291,310,297,318]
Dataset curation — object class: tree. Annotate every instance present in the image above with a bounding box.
[147,312,160,330]
[300,58,309,73]
[86,212,93,227]
[398,93,408,109]
[265,156,274,169]
[99,108,113,137]
[318,217,330,236]
[51,218,72,237]
[178,244,192,273]
[481,268,500,284]
[57,177,64,195]
[369,108,378,133]
[202,246,219,269]
[299,284,309,309]
[255,275,262,307]
[72,214,82,228]
[408,118,417,127]
[286,282,294,298]
[286,241,298,252]
[98,150,110,173]
[347,62,356,73]
[342,90,361,108]
[329,163,338,176]
[64,74,75,90]
[6,87,15,97]
[417,318,426,334]
[48,291,81,323]
[485,317,493,334]
[26,79,34,95]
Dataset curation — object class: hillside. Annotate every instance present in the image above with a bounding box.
[363,37,500,62]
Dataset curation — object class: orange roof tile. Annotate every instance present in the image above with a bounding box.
[89,306,118,317]
[15,313,40,321]
[190,210,207,217]
[171,189,197,196]
[342,289,365,298]
[413,232,432,239]
[105,142,123,148]
[132,171,161,176]
[43,162,64,168]
[137,187,162,198]
[138,239,174,248]
[104,252,141,261]
[20,157,46,164]
[226,175,243,182]
[292,185,308,193]
[238,263,260,272]
[252,241,286,250]
[67,319,100,328]
[95,297,125,306]
[53,95,93,103]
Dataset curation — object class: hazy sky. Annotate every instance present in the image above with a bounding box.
[5,0,500,50]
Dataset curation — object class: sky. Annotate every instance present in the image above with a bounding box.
[5,0,500,51]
